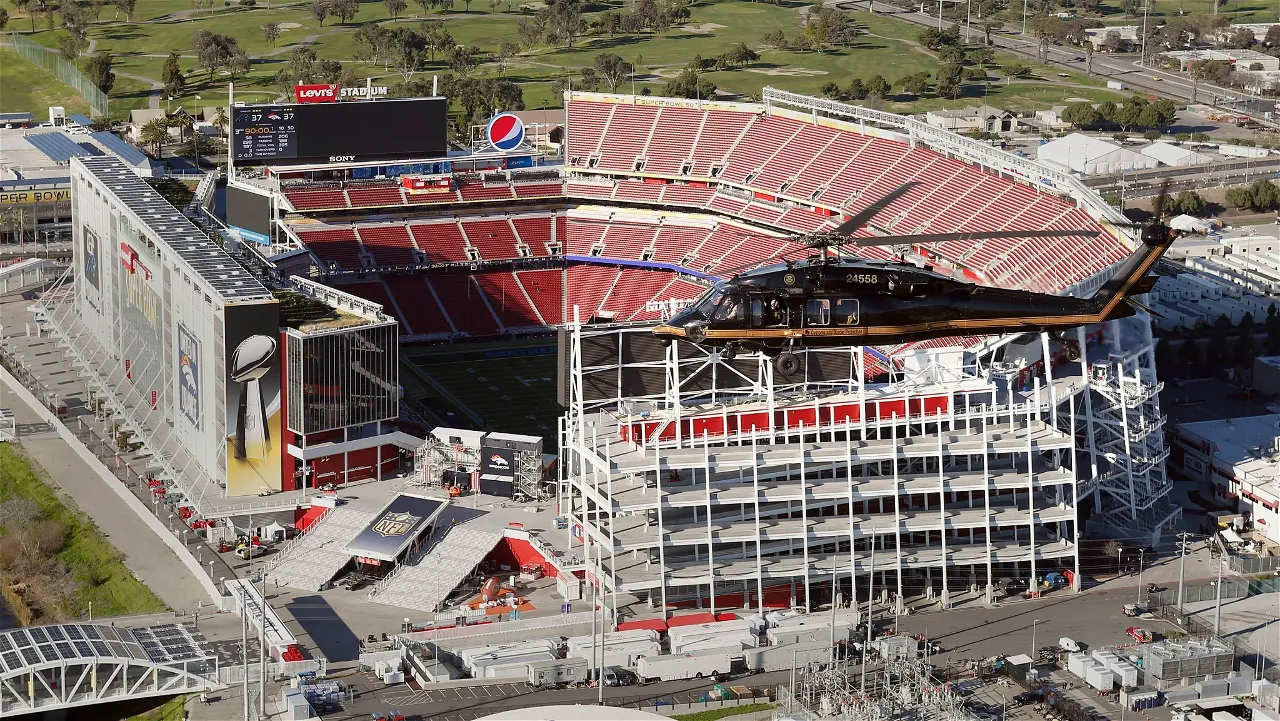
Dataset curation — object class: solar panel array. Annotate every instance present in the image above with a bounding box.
[76,156,273,302]
[26,132,92,164]
[69,114,95,127]
[0,112,34,124]
[92,131,150,167]
[0,623,212,672]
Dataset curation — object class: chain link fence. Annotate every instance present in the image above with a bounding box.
[7,32,109,117]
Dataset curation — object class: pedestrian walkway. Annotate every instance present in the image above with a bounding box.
[0,293,212,612]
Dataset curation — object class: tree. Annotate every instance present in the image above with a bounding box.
[497,41,519,76]
[1102,539,1124,574]
[310,0,330,25]
[1062,102,1101,128]
[58,34,87,62]
[162,51,186,98]
[821,81,843,100]
[1168,190,1207,216]
[264,22,281,45]
[1266,25,1280,47]
[1236,327,1256,367]
[228,48,251,80]
[1223,26,1254,49]
[212,106,228,137]
[865,74,890,97]
[83,53,116,95]
[447,44,478,76]
[331,0,359,23]
[727,42,758,67]
[1143,129,1161,141]
[354,22,394,67]
[384,0,407,19]
[935,63,964,99]
[593,53,634,92]
[14,0,33,32]
[0,7,8,30]
[114,0,136,21]
[1002,63,1031,77]
[140,118,170,158]
[516,17,543,49]
[662,68,715,99]
[899,72,929,96]
[422,21,456,59]
[541,0,584,48]
[845,77,866,100]
[389,28,428,80]
[596,11,620,36]
[192,31,241,83]
[802,4,859,52]
[761,29,788,50]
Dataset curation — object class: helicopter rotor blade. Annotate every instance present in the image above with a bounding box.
[714,237,812,276]
[832,182,921,237]
[1152,179,1171,221]
[849,229,1101,248]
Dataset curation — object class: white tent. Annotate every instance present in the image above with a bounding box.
[1168,215,1216,234]
[1037,133,1158,175]
[1139,141,1212,167]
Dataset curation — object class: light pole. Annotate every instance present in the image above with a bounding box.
[1031,618,1041,663]
[1022,0,1028,34]
[1138,548,1145,602]
[1177,532,1187,612]
[1214,558,1225,636]
[1117,546,1124,577]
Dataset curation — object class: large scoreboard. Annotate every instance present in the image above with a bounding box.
[231,97,447,164]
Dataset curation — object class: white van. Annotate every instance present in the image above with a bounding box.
[1059,637,1081,652]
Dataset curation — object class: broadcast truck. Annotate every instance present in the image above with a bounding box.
[636,650,736,683]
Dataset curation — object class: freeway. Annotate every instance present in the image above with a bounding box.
[861,1,1261,116]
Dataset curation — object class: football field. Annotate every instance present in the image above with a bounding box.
[402,340,559,443]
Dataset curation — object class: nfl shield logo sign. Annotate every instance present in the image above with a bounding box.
[373,511,419,537]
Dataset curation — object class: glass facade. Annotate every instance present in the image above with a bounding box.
[287,321,399,434]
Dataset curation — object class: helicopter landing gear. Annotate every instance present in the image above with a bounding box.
[1049,330,1081,361]
[774,352,802,376]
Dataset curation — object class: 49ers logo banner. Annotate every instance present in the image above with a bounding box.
[294,84,339,103]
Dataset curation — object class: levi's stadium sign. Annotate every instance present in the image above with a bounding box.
[294,84,339,103]
[294,84,391,103]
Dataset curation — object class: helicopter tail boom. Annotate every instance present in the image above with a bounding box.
[1086,227,1172,317]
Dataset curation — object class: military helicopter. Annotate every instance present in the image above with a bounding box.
[653,182,1174,375]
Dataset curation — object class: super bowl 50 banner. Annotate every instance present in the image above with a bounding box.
[224,301,283,496]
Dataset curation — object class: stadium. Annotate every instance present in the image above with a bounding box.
[58,86,1178,614]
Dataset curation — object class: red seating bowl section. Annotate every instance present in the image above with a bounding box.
[565,98,1127,292]
[294,97,1128,343]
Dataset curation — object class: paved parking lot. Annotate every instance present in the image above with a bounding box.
[377,682,537,708]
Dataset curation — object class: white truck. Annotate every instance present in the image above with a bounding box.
[743,641,830,673]
[636,651,734,683]
[526,657,588,687]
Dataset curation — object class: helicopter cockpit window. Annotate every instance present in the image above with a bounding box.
[805,299,831,326]
[835,299,860,326]
[712,292,744,323]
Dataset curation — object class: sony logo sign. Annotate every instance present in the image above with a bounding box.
[328,156,356,162]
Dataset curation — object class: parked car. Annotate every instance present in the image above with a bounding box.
[1059,637,1081,653]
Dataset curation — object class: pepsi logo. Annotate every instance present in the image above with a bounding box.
[486,113,524,151]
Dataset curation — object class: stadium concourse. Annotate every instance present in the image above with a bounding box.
[260,88,1131,367]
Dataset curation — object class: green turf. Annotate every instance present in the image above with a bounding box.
[0,443,167,619]
[0,49,92,117]
[1,0,1129,119]
[672,703,777,721]
[404,340,559,441]
[126,695,189,721]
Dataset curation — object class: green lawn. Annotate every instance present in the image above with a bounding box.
[1075,0,1275,23]
[0,444,167,620]
[0,49,92,117]
[672,703,777,721]
[126,695,189,721]
[1,0,1129,119]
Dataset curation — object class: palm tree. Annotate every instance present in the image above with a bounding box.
[212,106,228,138]
[139,118,170,158]
[6,207,29,250]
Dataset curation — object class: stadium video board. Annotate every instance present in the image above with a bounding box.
[231,98,447,164]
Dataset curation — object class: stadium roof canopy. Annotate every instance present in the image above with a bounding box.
[343,493,448,562]
[75,156,272,303]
